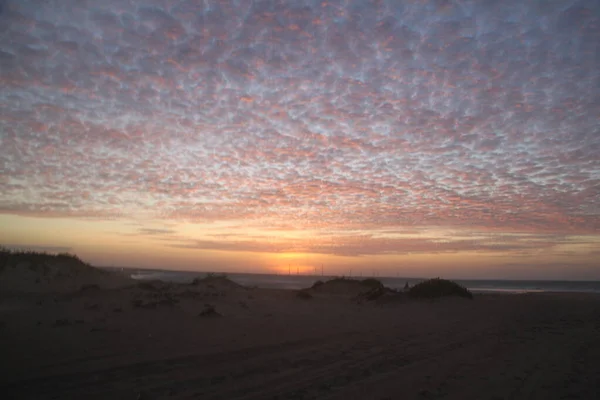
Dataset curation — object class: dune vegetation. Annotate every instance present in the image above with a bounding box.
[0,246,128,293]
[311,277,385,289]
[408,278,473,300]
[0,247,90,271]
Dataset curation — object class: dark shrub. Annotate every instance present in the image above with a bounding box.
[311,280,325,289]
[324,277,350,284]
[359,278,384,289]
[199,304,222,317]
[0,247,93,271]
[408,278,473,299]
[136,281,160,291]
[190,273,242,289]
[362,287,386,301]
[205,272,228,279]
[297,290,312,299]
[307,277,386,297]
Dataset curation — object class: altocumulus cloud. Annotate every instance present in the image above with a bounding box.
[0,0,599,236]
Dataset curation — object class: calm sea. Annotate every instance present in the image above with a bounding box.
[107,268,600,294]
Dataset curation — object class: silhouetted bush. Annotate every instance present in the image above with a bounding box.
[296,289,312,299]
[311,280,324,289]
[359,278,384,289]
[190,273,242,290]
[320,277,383,288]
[56,252,85,263]
[205,272,228,279]
[136,281,162,291]
[362,287,386,301]
[199,304,222,317]
[408,278,473,299]
[0,246,92,271]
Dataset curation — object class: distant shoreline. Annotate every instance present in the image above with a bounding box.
[106,267,600,294]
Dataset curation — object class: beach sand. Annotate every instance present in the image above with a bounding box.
[1,275,599,399]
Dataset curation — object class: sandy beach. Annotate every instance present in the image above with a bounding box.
[1,268,599,400]
[2,0,599,398]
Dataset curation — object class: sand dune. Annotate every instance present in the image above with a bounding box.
[0,251,131,294]
[1,260,599,399]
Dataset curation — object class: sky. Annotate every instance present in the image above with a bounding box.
[0,0,599,279]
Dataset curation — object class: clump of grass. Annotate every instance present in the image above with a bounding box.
[205,272,228,279]
[190,273,243,291]
[326,277,352,284]
[199,304,222,317]
[296,289,312,299]
[319,277,383,288]
[0,247,88,264]
[132,299,155,309]
[408,278,473,300]
[56,252,86,263]
[136,281,161,291]
[361,287,386,301]
[0,246,93,273]
[359,278,384,289]
[311,280,324,289]
[131,292,178,309]
[191,272,229,285]
[308,277,386,298]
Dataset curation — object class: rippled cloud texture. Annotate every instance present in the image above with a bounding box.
[1,0,599,276]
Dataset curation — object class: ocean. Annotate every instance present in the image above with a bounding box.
[110,268,600,294]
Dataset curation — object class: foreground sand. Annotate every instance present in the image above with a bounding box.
[1,280,599,400]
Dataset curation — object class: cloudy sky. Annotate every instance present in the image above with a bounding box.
[1,0,599,279]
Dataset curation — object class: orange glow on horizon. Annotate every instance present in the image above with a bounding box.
[270,264,317,275]
[1,214,600,280]
[268,252,319,275]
